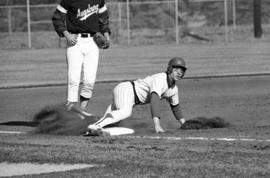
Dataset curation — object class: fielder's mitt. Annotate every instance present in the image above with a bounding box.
[180,117,229,130]
[93,32,110,49]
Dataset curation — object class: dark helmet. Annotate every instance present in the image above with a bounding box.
[167,57,187,74]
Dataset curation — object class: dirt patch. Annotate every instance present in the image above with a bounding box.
[33,104,99,136]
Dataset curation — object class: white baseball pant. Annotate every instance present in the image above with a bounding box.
[66,36,99,102]
[92,81,135,128]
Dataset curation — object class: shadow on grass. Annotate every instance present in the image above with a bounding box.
[0,121,38,127]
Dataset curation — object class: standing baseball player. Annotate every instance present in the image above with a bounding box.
[85,57,187,135]
[52,0,111,112]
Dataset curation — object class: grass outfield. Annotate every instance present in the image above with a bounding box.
[0,41,270,88]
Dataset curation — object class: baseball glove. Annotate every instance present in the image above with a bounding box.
[180,117,229,130]
[93,32,110,49]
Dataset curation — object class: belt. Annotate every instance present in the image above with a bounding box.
[76,33,95,38]
[130,81,141,105]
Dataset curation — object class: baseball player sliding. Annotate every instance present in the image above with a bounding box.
[85,57,187,136]
[52,0,111,112]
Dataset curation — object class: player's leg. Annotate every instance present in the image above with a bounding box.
[100,104,113,119]
[80,38,99,109]
[88,82,135,129]
[66,42,84,106]
[80,95,90,110]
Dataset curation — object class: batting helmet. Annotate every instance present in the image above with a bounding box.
[167,57,187,74]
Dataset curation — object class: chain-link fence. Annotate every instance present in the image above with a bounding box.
[0,0,269,49]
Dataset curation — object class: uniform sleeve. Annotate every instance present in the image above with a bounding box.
[150,92,161,118]
[51,0,68,37]
[98,1,111,34]
[167,86,183,120]
[170,104,184,120]
[59,0,68,12]
[149,75,166,98]
[52,9,67,37]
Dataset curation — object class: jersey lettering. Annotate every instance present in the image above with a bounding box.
[77,4,99,21]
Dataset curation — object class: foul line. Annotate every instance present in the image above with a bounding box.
[0,131,27,134]
[125,135,270,142]
[1,130,270,143]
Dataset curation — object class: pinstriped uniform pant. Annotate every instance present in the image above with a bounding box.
[111,81,135,119]
[95,82,135,128]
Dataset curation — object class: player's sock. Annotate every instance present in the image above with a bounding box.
[94,113,118,128]
[80,95,90,109]
[88,124,102,130]
[65,102,77,110]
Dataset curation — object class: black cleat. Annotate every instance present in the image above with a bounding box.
[83,129,110,137]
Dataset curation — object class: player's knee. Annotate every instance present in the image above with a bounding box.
[120,108,133,120]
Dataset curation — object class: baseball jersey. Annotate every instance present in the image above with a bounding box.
[134,72,179,106]
[57,0,107,33]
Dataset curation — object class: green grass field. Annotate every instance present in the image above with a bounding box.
[0,42,270,177]
[1,125,270,177]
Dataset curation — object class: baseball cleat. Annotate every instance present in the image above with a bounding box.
[79,110,93,117]
[68,105,93,119]
[87,124,102,130]
[83,128,110,137]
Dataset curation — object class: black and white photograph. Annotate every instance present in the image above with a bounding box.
[0,0,270,177]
